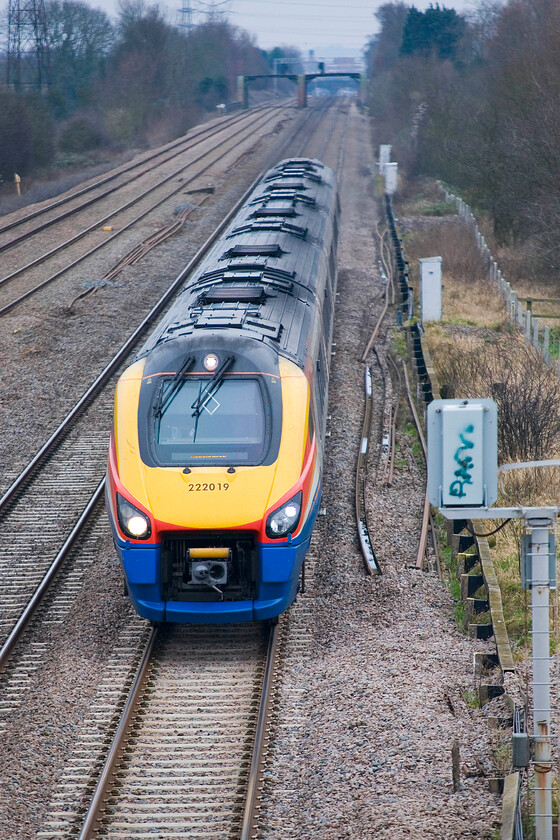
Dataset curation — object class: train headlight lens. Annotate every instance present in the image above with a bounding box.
[266,492,302,539]
[203,353,219,371]
[116,494,151,540]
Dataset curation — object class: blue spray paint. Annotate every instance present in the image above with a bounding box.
[449,424,475,499]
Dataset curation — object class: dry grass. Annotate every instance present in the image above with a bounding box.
[500,466,560,508]
[427,331,560,460]
[395,180,560,653]
[426,328,560,652]
[402,220,508,329]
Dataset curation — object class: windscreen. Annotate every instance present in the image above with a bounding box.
[154,377,266,465]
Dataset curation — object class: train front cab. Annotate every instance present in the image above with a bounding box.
[106,351,323,623]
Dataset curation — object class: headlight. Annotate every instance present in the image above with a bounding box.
[266,491,302,539]
[116,493,151,540]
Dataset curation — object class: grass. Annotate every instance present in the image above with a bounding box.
[392,179,560,660]
[403,422,423,464]
[439,543,467,627]
[394,178,458,217]
[390,329,407,358]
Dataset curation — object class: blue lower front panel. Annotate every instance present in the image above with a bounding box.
[112,495,320,623]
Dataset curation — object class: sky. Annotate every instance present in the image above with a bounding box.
[224,0,478,54]
[92,0,481,58]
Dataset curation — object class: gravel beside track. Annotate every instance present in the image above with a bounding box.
[258,104,502,839]
[0,102,502,838]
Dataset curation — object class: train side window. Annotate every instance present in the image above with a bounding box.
[329,249,336,281]
[314,342,328,421]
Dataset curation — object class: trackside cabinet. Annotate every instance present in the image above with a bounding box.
[427,399,498,509]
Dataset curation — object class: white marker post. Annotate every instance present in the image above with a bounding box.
[384,162,398,195]
[378,144,392,174]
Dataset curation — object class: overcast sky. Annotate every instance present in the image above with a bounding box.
[226,0,479,54]
[93,0,482,57]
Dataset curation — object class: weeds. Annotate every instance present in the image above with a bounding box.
[463,688,479,709]
[428,333,560,463]
[403,422,423,464]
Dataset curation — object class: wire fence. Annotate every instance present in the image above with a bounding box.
[439,185,560,375]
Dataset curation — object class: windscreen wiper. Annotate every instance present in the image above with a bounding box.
[153,356,194,418]
[191,355,234,418]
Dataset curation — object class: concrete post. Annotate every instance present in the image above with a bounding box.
[359,73,367,105]
[510,292,517,324]
[532,316,540,349]
[525,309,532,343]
[543,325,550,362]
[236,76,248,108]
[297,75,307,108]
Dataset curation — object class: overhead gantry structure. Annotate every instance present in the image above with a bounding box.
[236,72,367,109]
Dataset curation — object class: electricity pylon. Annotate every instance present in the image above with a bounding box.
[6,0,50,91]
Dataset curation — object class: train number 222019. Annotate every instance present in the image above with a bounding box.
[188,483,230,492]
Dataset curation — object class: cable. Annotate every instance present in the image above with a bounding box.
[465,518,512,538]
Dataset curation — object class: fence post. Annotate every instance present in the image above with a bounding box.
[510,293,517,324]
[525,309,532,342]
[532,316,540,350]
[543,325,550,362]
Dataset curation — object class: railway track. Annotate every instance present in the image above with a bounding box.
[54,621,280,840]
[0,101,387,839]
[0,104,292,317]
[0,107,273,251]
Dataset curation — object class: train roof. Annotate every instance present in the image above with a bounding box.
[137,158,338,369]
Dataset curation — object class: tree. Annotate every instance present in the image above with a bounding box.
[367,2,409,74]
[45,0,114,112]
[400,5,467,61]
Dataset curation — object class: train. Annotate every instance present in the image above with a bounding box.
[105,157,339,622]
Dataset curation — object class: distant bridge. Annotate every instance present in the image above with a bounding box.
[236,72,367,108]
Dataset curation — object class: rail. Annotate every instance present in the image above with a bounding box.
[77,626,158,839]
[0,107,286,316]
[240,620,281,839]
[355,365,381,575]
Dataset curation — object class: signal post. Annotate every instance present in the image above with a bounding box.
[428,399,556,840]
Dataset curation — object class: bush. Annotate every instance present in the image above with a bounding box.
[433,336,560,462]
[58,117,105,152]
[0,90,55,178]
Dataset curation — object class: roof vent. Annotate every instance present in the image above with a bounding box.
[252,206,297,218]
[222,244,284,258]
[198,286,267,304]
[267,181,306,191]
